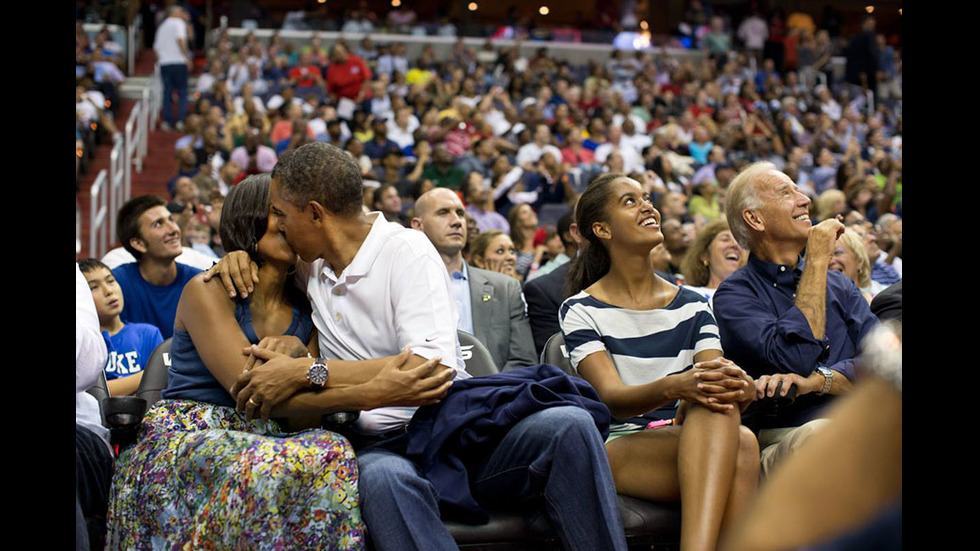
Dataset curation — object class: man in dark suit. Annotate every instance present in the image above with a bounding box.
[524,261,571,357]
[412,188,537,370]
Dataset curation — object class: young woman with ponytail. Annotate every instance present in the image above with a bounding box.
[560,173,760,551]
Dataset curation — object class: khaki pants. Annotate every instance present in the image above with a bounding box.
[758,419,829,476]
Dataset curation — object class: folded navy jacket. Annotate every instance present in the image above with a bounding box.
[405,364,611,523]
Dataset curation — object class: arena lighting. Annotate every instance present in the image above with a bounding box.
[539,6,549,15]
[468,2,478,11]
[865,5,874,13]
[391,0,401,6]
[898,8,902,14]
[317,0,326,4]
[640,20,649,30]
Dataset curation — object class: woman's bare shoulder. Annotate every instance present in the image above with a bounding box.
[175,273,237,329]
[184,272,237,301]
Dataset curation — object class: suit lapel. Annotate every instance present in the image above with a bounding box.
[468,264,494,343]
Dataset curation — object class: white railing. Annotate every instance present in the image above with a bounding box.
[149,63,161,133]
[140,86,150,162]
[127,15,139,75]
[123,67,160,182]
[124,102,139,198]
[88,68,160,258]
[90,170,110,259]
[109,136,126,243]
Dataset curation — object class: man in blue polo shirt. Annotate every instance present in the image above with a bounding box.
[713,162,878,475]
[111,195,201,339]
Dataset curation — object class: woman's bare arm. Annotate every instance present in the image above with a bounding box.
[576,349,745,419]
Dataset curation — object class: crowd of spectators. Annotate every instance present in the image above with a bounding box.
[77,3,902,548]
[76,22,127,189]
[162,5,900,291]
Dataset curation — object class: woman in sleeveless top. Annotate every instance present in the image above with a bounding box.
[559,174,760,551]
[106,175,366,550]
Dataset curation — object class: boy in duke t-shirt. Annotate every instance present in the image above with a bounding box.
[79,259,163,396]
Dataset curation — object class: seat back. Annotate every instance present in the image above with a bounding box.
[86,371,111,425]
[87,371,110,403]
[137,338,172,407]
[457,330,499,377]
[540,332,575,377]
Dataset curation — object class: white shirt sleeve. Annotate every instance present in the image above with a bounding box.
[389,246,464,374]
[492,167,524,200]
[76,264,108,393]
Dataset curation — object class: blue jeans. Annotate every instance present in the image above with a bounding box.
[357,406,626,551]
[76,425,113,550]
[160,63,188,126]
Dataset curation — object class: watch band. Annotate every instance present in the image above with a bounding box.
[816,366,833,395]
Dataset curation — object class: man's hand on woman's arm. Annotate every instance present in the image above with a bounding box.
[203,250,259,298]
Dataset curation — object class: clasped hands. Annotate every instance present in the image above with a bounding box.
[673,358,755,422]
[230,337,454,421]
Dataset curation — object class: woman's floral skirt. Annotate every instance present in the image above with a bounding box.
[105,399,365,550]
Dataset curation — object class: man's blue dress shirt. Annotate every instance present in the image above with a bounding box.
[713,253,879,428]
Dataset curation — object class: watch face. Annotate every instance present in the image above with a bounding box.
[309,364,329,386]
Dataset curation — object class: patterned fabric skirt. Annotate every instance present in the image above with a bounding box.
[105,399,366,550]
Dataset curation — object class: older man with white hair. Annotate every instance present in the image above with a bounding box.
[713,162,878,475]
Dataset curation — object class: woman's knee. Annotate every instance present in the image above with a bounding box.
[736,425,761,474]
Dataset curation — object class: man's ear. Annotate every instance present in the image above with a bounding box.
[410,218,423,230]
[592,221,611,241]
[130,237,148,255]
[743,209,765,233]
[308,201,326,224]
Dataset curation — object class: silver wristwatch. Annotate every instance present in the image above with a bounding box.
[816,366,833,395]
[307,357,329,389]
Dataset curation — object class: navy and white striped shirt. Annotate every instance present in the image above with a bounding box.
[559,286,722,388]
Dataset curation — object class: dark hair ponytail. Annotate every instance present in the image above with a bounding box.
[566,173,623,298]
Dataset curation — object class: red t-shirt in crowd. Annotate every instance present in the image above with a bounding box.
[288,64,323,87]
[561,146,595,166]
[688,104,715,119]
[443,128,473,158]
[533,227,548,247]
[326,55,372,100]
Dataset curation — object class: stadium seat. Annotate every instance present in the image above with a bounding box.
[540,332,574,376]
[90,370,147,449]
[457,330,500,377]
[137,338,172,407]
